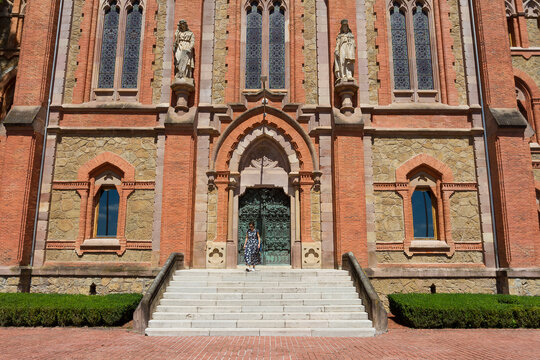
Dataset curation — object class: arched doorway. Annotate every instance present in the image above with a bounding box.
[238,187,291,265]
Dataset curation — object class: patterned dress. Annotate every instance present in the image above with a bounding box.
[244,229,260,265]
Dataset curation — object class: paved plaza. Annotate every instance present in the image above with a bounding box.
[0,327,538,359]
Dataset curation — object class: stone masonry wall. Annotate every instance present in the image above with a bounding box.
[63,0,84,104]
[54,136,157,181]
[366,0,379,104]
[374,191,404,242]
[513,56,540,86]
[371,277,496,309]
[0,276,153,295]
[376,251,484,264]
[125,190,155,240]
[211,0,229,104]
[448,0,467,106]
[206,188,218,241]
[152,0,167,104]
[509,278,540,296]
[45,249,152,263]
[372,137,476,182]
[311,189,321,242]
[302,0,318,104]
[534,168,540,182]
[450,191,482,242]
[48,190,80,240]
[527,19,540,47]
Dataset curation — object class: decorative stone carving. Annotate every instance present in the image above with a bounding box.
[334,19,356,83]
[523,0,540,18]
[206,241,226,268]
[302,242,322,269]
[174,20,195,80]
[505,0,517,16]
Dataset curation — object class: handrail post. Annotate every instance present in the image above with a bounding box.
[342,252,388,334]
[133,252,184,334]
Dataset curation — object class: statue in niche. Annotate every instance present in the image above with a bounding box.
[174,20,195,80]
[334,19,356,83]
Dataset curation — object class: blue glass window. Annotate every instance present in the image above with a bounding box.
[269,3,285,89]
[98,1,120,88]
[390,4,410,90]
[121,2,143,88]
[411,189,435,238]
[245,3,262,89]
[413,4,434,90]
[96,188,119,237]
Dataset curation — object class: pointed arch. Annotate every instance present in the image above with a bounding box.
[78,152,135,181]
[211,106,318,172]
[396,153,454,183]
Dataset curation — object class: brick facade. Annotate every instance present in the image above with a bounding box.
[0,0,539,295]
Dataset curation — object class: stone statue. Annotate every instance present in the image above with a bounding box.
[334,19,356,83]
[174,20,195,80]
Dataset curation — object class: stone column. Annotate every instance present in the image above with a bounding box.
[226,174,239,268]
[291,174,301,268]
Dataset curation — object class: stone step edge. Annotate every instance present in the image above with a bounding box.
[145,327,376,337]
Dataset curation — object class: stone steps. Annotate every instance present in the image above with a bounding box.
[145,327,376,337]
[145,269,376,337]
[151,312,369,320]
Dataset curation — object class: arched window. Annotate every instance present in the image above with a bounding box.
[94,0,145,101]
[269,2,286,89]
[411,189,437,238]
[97,1,120,89]
[244,0,287,91]
[390,3,410,90]
[95,187,120,237]
[121,1,143,89]
[515,77,538,141]
[245,2,263,89]
[388,1,438,102]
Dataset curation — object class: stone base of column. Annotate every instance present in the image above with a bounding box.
[226,240,237,269]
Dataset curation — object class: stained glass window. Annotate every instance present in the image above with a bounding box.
[245,3,262,89]
[269,3,285,89]
[411,189,435,238]
[98,1,120,89]
[121,2,143,89]
[96,188,119,237]
[390,4,410,90]
[413,5,434,90]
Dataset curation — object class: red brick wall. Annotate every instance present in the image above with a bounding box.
[473,0,540,267]
[160,132,196,266]
[0,0,59,266]
[333,130,367,267]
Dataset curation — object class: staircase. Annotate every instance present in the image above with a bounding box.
[145,269,376,337]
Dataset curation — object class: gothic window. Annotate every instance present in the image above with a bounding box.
[411,189,437,238]
[244,0,288,91]
[388,1,438,102]
[515,78,537,141]
[94,0,145,100]
[95,187,120,237]
[269,2,285,89]
[121,1,143,89]
[245,2,263,89]
[413,5,433,90]
[390,3,410,90]
[98,1,120,89]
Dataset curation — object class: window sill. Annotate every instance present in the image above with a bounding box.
[80,238,120,249]
[93,88,139,102]
[409,240,450,253]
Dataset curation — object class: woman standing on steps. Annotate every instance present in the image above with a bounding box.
[244,221,261,272]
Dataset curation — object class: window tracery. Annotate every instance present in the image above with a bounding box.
[244,0,288,91]
[388,0,438,102]
[94,0,145,101]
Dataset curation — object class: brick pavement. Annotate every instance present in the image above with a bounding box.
[0,327,538,360]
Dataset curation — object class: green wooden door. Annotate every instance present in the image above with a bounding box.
[238,188,291,265]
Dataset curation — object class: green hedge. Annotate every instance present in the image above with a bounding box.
[0,293,142,327]
[388,293,540,329]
